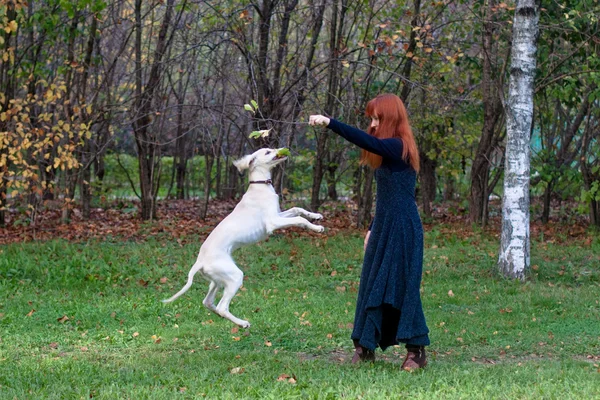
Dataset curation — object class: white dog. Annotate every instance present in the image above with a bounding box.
[162,148,324,328]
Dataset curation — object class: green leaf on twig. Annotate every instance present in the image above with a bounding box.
[249,129,272,139]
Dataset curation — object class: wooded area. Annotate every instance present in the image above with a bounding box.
[1,0,599,230]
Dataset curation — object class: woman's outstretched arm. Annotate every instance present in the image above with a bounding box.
[309,115,404,161]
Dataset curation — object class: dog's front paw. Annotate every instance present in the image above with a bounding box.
[309,213,323,220]
[314,225,325,233]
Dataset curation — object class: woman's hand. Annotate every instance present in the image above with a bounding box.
[309,115,331,127]
[364,230,371,251]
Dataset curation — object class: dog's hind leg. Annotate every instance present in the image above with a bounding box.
[211,262,250,328]
[202,281,219,313]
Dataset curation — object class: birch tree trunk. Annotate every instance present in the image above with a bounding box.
[498,0,540,280]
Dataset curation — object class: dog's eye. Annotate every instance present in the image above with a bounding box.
[265,151,271,155]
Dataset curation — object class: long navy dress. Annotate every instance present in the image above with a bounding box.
[327,118,430,350]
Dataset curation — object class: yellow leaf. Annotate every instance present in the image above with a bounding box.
[4,20,18,33]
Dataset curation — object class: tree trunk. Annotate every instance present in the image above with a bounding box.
[311,0,344,211]
[201,153,214,220]
[132,0,176,220]
[0,2,18,227]
[173,70,191,200]
[470,0,504,225]
[420,151,437,218]
[80,12,98,220]
[498,0,539,280]
[400,0,422,103]
[326,164,338,201]
[541,179,553,224]
[357,167,375,228]
[580,111,600,227]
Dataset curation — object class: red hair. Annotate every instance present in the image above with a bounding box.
[360,94,420,172]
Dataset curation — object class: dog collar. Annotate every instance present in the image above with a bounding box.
[249,179,272,185]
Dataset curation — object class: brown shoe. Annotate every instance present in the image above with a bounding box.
[401,347,427,371]
[351,339,376,364]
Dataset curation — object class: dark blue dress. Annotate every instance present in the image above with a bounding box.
[327,118,430,350]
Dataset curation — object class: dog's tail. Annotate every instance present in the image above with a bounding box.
[161,266,201,304]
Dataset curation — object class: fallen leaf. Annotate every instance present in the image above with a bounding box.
[26,309,36,317]
[265,341,272,347]
[231,327,239,334]
[159,277,168,283]
[57,315,69,323]
[230,367,244,374]
[277,374,290,381]
[132,332,139,338]
[49,342,58,349]
[448,290,454,297]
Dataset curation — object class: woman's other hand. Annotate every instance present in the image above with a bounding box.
[364,230,371,251]
[309,115,330,126]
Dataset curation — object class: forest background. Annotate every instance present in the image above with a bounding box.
[0,0,599,238]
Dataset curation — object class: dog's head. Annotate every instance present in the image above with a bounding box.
[233,148,288,173]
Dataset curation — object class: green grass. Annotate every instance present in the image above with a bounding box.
[1,228,599,399]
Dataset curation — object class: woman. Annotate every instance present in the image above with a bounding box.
[309,94,429,371]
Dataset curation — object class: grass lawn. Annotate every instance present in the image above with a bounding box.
[1,227,599,399]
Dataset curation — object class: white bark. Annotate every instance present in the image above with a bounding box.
[498,0,540,280]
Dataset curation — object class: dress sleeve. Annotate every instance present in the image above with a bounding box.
[327,118,404,162]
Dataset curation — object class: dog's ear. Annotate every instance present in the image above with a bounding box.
[233,155,254,172]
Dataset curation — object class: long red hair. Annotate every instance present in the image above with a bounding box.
[360,94,420,172]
